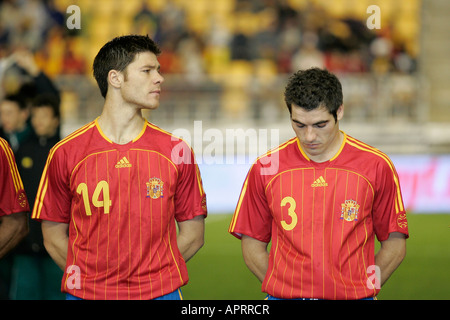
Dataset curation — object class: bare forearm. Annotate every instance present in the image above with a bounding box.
[44,236,68,270]
[375,232,407,286]
[42,221,69,270]
[245,251,269,283]
[0,212,28,259]
[177,232,204,262]
[177,215,205,262]
[242,235,269,283]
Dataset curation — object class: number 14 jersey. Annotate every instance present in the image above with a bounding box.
[32,119,207,300]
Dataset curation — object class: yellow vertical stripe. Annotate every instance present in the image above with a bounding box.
[300,170,305,298]
[136,151,143,298]
[0,138,23,192]
[127,150,132,299]
[116,152,121,299]
[157,153,166,294]
[228,170,251,233]
[105,152,111,299]
[339,171,349,299]
[146,151,154,297]
[289,170,297,298]
[166,156,185,285]
[329,168,338,299]
[310,170,315,298]
[322,170,327,298]
[80,157,89,299]
[346,137,404,213]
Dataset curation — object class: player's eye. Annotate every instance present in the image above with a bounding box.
[315,122,328,128]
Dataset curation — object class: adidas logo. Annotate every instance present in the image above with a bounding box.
[115,157,132,168]
[311,176,328,187]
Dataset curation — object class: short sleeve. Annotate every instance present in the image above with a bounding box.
[173,142,207,222]
[229,162,272,243]
[0,138,29,216]
[372,159,409,241]
[32,146,71,223]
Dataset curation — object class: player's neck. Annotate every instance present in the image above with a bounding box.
[306,130,344,163]
[97,102,145,145]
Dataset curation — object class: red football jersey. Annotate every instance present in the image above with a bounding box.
[229,133,408,300]
[32,119,207,300]
[0,137,29,216]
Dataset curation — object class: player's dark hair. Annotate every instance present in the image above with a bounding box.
[284,68,343,122]
[93,34,161,98]
[32,93,61,119]
[3,93,27,110]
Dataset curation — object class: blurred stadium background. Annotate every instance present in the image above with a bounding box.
[0,0,449,300]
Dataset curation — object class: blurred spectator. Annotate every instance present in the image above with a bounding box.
[13,48,60,102]
[230,31,252,60]
[133,2,160,40]
[251,8,279,60]
[0,93,33,152]
[1,0,418,79]
[9,93,63,300]
[369,34,394,74]
[158,40,182,74]
[33,27,66,77]
[176,33,206,82]
[157,0,186,47]
[0,48,61,104]
[291,31,325,71]
[16,93,60,210]
[0,47,60,153]
[42,0,66,36]
[61,38,86,75]
[0,0,50,52]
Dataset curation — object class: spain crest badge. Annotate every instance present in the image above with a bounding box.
[146,177,164,199]
[18,192,28,208]
[340,199,359,222]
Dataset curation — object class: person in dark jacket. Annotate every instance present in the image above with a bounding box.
[10,93,63,300]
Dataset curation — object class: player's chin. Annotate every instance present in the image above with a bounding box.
[141,102,160,110]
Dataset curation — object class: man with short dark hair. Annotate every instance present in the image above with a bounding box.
[229,68,408,300]
[0,94,32,152]
[32,35,207,300]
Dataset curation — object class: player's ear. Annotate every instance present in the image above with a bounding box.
[336,105,344,122]
[108,69,123,90]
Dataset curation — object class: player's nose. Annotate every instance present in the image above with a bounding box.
[304,127,317,142]
[155,72,164,84]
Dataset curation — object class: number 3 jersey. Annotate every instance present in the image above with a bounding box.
[32,119,207,300]
[229,132,408,300]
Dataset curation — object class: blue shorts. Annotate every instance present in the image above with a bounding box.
[66,288,183,300]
